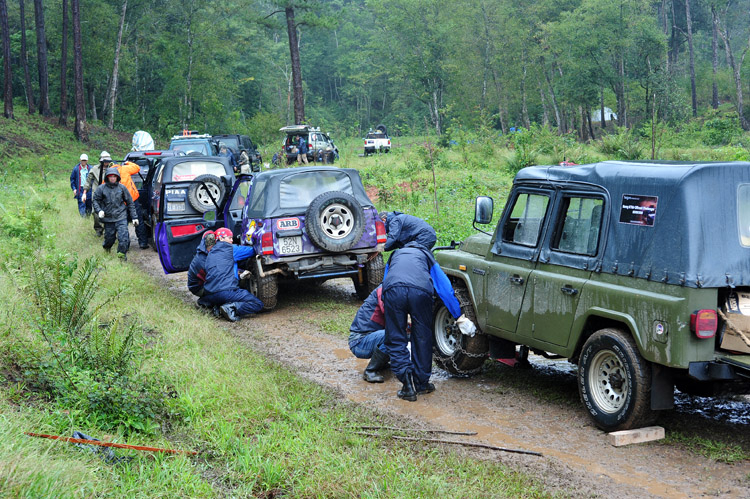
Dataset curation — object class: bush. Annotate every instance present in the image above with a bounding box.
[6,255,175,434]
[504,128,539,174]
[597,127,645,160]
[702,116,742,146]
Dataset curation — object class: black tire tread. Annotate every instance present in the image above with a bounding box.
[305,191,364,252]
[187,174,225,213]
[433,283,488,375]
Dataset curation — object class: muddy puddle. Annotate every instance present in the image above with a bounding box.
[128,243,750,498]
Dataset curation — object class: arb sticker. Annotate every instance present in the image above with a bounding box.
[276,218,300,230]
[619,194,658,226]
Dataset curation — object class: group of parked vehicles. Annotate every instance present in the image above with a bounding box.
[133,126,750,432]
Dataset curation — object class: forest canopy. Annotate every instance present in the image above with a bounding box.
[0,0,748,143]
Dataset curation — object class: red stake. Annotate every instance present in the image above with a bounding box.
[24,432,197,455]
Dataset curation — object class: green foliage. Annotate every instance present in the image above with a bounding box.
[247,111,285,149]
[504,128,540,174]
[702,116,743,146]
[8,255,173,435]
[598,126,645,160]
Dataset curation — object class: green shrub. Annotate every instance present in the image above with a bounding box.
[702,116,742,146]
[597,126,645,160]
[504,128,539,173]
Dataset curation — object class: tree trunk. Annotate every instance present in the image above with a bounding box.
[71,0,86,141]
[184,4,194,125]
[685,0,697,117]
[538,79,549,127]
[0,0,12,119]
[586,109,595,140]
[711,6,719,109]
[520,51,530,128]
[600,86,606,130]
[107,0,127,129]
[544,66,563,133]
[19,0,35,114]
[717,9,750,130]
[59,0,68,125]
[285,7,304,124]
[33,0,51,116]
[87,82,97,121]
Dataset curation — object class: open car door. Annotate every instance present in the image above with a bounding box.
[223,175,253,241]
[154,180,223,273]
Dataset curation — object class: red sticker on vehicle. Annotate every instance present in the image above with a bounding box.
[276,218,300,230]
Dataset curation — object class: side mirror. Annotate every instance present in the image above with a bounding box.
[474,196,494,225]
[203,210,217,223]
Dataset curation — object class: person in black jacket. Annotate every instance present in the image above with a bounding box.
[187,231,216,297]
[199,228,263,321]
[92,167,139,261]
[380,211,437,251]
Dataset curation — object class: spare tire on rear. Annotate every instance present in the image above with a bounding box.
[305,191,365,252]
[188,174,226,213]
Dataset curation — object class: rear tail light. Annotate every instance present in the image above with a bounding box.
[376,220,386,244]
[388,140,391,145]
[690,309,718,339]
[144,152,162,156]
[364,140,367,145]
[261,231,274,255]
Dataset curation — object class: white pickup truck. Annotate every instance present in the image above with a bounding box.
[363,125,391,155]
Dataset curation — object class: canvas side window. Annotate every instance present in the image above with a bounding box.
[552,197,604,256]
[501,193,550,247]
[738,184,750,247]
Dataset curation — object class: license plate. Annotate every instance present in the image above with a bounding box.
[278,236,302,255]
[167,202,186,212]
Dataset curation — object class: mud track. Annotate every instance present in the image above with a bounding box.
[129,244,750,498]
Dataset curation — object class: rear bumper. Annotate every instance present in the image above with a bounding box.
[688,355,750,381]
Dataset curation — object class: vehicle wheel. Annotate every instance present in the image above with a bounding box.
[327,152,335,164]
[244,270,278,311]
[433,283,488,375]
[149,215,158,251]
[353,253,384,300]
[305,191,365,252]
[187,174,226,213]
[578,328,656,431]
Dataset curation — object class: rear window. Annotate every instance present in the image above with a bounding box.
[170,161,226,181]
[217,137,239,151]
[366,133,386,139]
[279,171,353,209]
[739,184,750,247]
[171,141,210,155]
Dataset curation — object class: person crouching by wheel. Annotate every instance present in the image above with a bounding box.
[349,285,390,383]
[92,167,138,262]
[383,241,475,401]
[187,231,216,299]
[198,228,263,322]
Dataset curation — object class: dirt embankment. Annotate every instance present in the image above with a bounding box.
[129,244,750,498]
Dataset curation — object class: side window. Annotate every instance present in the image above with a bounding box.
[738,184,750,247]
[552,197,604,256]
[501,193,550,247]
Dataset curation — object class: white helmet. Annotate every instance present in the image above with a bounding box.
[80,153,88,161]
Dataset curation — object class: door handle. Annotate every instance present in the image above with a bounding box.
[561,285,579,296]
[509,275,525,285]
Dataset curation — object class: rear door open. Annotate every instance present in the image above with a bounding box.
[154,180,222,273]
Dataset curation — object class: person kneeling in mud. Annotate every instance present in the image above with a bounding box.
[349,285,390,383]
[198,228,263,322]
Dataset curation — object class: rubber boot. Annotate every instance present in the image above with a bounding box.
[397,372,417,402]
[417,382,435,395]
[362,347,390,383]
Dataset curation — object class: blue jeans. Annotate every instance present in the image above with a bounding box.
[383,285,433,390]
[349,329,385,359]
[77,197,92,217]
[199,288,263,317]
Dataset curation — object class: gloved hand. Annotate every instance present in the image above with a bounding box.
[98,210,105,219]
[456,314,477,337]
[132,219,139,227]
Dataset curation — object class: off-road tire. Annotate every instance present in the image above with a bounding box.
[433,284,488,375]
[578,328,656,431]
[243,270,278,311]
[353,253,385,299]
[187,174,226,213]
[148,215,158,251]
[305,191,365,252]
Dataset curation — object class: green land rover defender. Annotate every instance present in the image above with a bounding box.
[433,160,750,431]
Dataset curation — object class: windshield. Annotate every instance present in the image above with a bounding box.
[217,137,239,151]
[170,141,210,155]
[170,161,226,181]
[279,171,353,209]
[366,133,386,139]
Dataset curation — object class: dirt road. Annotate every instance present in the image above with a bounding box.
[130,246,750,498]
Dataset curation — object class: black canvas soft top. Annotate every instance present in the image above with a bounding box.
[514,160,750,289]
[245,166,374,219]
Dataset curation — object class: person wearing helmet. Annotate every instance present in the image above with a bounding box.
[70,153,92,217]
[91,166,139,261]
[198,227,262,321]
[81,151,113,236]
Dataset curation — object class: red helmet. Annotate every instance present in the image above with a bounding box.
[202,230,215,239]
[214,228,233,239]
